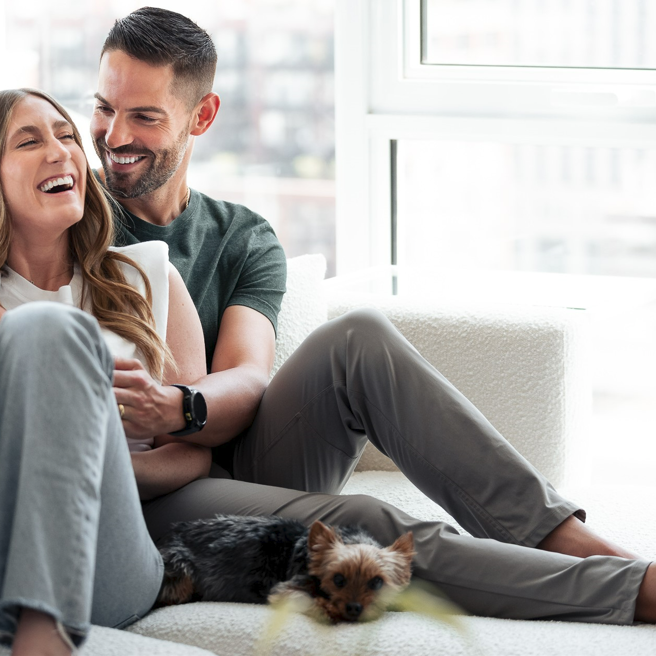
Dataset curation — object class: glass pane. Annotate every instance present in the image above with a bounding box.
[1,0,336,274]
[397,138,656,484]
[397,140,656,276]
[423,0,656,69]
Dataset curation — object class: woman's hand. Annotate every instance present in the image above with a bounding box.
[113,357,186,439]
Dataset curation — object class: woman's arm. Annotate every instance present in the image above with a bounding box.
[125,265,211,500]
[130,440,210,501]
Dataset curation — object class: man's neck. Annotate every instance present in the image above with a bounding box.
[118,180,190,227]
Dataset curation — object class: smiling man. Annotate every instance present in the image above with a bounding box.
[89,7,656,626]
[92,16,283,451]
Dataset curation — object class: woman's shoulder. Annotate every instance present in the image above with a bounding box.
[109,241,170,291]
[108,241,170,342]
[109,240,169,267]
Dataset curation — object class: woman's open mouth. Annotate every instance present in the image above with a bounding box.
[39,175,74,194]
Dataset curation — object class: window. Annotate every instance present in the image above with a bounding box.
[0,0,336,274]
[423,0,656,69]
[335,0,656,485]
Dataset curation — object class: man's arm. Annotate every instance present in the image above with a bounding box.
[189,304,276,446]
[115,303,275,449]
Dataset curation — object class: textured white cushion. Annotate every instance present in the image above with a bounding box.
[128,605,656,656]
[271,254,327,378]
[0,624,214,656]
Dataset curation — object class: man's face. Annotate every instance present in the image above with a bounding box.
[91,50,193,199]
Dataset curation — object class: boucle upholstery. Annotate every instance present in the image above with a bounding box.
[271,254,327,378]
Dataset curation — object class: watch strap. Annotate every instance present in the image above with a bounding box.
[169,384,207,437]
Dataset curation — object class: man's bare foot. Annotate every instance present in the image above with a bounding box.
[12,608,73,656]
[635,564,656,622]
[537,515,640,560]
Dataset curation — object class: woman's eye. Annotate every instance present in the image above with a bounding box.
[368,576,383,591]
[60,134,75,141]
[17,139,37,148]
[333,573,346,588]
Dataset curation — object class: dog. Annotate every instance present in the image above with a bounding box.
[156,514,415,623]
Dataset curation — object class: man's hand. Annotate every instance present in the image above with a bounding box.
[113,357,186,439]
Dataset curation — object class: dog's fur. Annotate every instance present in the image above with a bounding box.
[156,514,415,623]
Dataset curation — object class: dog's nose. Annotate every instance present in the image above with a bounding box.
[345,602,363,619]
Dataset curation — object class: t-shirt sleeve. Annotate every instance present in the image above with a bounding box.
[226,220,287,335]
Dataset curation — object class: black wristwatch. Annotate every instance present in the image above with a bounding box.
[169,384,207,436]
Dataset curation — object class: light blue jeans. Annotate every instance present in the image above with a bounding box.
[0,303,163,648]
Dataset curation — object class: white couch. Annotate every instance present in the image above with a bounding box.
[4,255,655,655]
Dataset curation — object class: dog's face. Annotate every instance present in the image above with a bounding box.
[307,521,415,622]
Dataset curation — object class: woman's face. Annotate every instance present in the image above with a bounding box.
[0,95,86,239]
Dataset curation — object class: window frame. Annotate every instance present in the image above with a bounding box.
[334,0,656,274]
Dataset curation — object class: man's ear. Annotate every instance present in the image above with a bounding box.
[190,92,220,136]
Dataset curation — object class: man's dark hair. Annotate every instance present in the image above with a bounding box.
[101,7,217,108]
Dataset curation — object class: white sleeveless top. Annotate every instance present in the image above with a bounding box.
[0,241,170,452]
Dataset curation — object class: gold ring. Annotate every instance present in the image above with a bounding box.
[118,404,125,419]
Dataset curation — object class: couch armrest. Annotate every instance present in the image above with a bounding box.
[327,293,591,488]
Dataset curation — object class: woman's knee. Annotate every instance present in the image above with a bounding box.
[2,302,97,342]
[1,303,108,366]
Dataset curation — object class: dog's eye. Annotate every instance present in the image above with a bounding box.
[333,573,346,588]
[368,576,383,591]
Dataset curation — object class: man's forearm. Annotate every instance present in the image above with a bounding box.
[183,364,269,447]
[131,442,212,501]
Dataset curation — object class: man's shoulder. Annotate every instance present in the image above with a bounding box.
[192,192,283,255]
[193,191,272,230]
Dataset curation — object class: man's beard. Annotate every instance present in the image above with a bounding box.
[94,129,190,200]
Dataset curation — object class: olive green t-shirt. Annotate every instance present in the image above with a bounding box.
[112,189,287,371]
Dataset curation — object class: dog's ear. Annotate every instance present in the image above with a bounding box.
[308,520,341,552]
[389,531,415,560]
[382,532,415,586]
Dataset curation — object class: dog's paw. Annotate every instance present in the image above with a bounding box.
[268,583,335,623]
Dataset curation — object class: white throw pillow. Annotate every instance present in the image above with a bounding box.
[271,254,328,378]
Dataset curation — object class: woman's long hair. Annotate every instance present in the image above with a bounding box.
[0,88,173,378]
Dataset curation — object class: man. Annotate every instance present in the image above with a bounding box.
[92,8,656,623]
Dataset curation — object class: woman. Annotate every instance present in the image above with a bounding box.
[0,88,208,655]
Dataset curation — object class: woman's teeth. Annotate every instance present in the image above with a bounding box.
[39,175,74,193]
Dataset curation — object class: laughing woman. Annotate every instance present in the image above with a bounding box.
[0,88,208,655]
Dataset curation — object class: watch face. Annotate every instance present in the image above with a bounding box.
[190,390,208,425]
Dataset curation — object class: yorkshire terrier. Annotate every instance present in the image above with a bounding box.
[156,514,415,623]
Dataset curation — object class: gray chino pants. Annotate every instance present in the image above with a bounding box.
[0,303,163,646]
[142,308,650,624]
